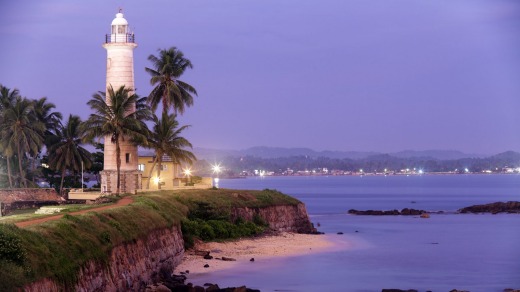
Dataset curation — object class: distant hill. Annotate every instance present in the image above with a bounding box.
[193,146,485,161]
[391,150,484,160]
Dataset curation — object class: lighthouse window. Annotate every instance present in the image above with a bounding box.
[118,25,127,34]
[112,25,116,34]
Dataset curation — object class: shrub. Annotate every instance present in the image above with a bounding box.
[0,225,27,266]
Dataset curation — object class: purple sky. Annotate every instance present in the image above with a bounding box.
[1,1,520,155]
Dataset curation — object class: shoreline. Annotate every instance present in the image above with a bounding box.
[174,232,344,277]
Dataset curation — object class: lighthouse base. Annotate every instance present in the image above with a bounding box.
[100,170,142,194]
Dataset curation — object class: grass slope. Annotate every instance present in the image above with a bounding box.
[0,188,300,291]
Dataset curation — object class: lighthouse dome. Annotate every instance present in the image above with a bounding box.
[111,12,128,26]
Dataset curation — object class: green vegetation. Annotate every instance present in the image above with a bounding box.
[0,188,300,290]
[144,111,196,190]
[83,85,152,194]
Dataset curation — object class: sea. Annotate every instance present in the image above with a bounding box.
[188,175,520,292]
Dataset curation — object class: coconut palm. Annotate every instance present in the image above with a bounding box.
[48,115,92,195]
[0,85,19,188]
[83,85,151,194]
[0,97,45,187]
[145,112,196,189]
[145,47,198,115]
[32,97,62,144]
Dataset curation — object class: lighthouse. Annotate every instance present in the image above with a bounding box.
[100,10,141,194]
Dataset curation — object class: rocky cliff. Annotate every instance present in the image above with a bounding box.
[23,203,313,291]
[25,226,184,292]
[231,203,316,233]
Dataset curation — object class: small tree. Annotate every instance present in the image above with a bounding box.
[47,115,92,195]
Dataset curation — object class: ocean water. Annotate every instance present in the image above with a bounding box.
[188,175,520,292]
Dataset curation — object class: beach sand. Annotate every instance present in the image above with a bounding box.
[174,232,342,276]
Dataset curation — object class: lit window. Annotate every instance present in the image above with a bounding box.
[118,25,126,34]
[138,164,145,171]
[161,165,167,171]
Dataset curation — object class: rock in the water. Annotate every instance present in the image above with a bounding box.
[193,286,205,292]
[504,289,520,292]
[204,264,210,268]
[349,208,426,216]
[420,213,430,218]
[449,290,469,292]
[459,201,520,214]
[204,254,213,260]
[250,258,255,262]
[337,232,344,235]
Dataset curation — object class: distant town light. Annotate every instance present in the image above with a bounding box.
[418,169,424,174]
[464,168,469,173]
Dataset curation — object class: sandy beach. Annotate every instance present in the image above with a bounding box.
[174,232,342,276]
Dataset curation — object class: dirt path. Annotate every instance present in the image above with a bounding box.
[15,196,134,228]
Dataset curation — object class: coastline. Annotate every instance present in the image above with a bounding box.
[174,232,343,277]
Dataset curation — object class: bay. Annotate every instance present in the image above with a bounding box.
[189,175,520,292]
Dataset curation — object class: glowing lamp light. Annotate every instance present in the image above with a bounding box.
[212,164,222,174]
[183,168,192,176]
[154,177,160,184]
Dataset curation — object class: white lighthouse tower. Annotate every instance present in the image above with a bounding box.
[100,10,141,194]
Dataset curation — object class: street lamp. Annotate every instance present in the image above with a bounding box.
[212,164,222,188]
[183,168,192,186]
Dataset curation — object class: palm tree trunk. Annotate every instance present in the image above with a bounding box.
[146,156,158,190]
[156,155,162,190]
[6,157,13,188]
[115,140,121,194]
[17,148,27,188]
[59,168,66,196]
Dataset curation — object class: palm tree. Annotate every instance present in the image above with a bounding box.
[83,85,151,194]
[32,97,62,144]
[0,85,19,188]
[48,115,92,195]
[0,97,45,188]
[29,97,63,181]
[145,47,198,115]
[145,112,196,189]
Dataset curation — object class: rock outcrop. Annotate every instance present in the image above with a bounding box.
[231,203,316,233]
[458,201,520,214]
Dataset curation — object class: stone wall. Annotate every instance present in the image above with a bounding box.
[100,169,142,194]
[25,225,184,292]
